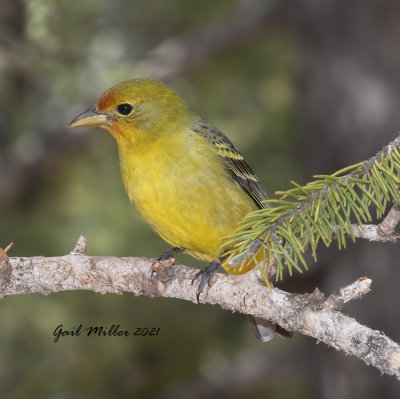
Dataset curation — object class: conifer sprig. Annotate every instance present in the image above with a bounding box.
[225,135,400,281]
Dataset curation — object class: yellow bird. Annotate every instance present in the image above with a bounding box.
[69,78,279,340]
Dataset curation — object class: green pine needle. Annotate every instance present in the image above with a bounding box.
[224,135,400,285]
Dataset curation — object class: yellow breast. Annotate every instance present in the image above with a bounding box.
[117,127,257,266]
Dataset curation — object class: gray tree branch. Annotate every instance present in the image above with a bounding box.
[0,236,399,379]
[350,203,400,242]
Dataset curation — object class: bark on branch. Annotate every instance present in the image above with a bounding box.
[0,236,399,380]
[349,202,400,242]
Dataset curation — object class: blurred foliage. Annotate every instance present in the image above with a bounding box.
[1,0,399,398]
[0,1,303,398]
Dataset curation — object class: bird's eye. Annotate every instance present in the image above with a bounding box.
[117,103,134,116]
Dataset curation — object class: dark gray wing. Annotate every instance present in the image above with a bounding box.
[192,119,268,209]
[193,120,280,342]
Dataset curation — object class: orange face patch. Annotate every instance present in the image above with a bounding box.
[96,87,120,112]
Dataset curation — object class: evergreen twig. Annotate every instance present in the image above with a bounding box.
[225,135,400,281]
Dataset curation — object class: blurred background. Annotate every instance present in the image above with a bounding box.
[1,0,400,397]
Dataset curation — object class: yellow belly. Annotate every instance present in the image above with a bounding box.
[118,132,258,274]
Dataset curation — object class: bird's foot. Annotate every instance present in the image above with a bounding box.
[152,247,184,275]
[157,247,184,262]
[157,249,175,263]
[192,259,221,302]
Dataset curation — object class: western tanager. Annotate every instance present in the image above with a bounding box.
[69,78,279,341]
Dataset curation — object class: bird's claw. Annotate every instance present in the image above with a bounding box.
[192,259,221,302]
[152,247,184,277]
[157,249,175,262]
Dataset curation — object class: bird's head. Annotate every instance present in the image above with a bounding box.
[69,78,192,145]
